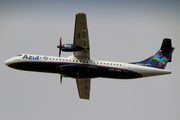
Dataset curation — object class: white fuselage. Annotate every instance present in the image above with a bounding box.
[5,54,171,79]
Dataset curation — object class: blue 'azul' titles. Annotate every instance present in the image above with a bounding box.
[23,55,39,60]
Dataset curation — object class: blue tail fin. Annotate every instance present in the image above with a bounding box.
[131,38,175,69]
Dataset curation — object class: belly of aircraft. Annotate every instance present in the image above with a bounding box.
[9,62,142,79]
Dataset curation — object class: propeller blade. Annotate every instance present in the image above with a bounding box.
[60,35,62,46]
[57,36,62,58]
[59,49,61,58]
[60,75,62,84]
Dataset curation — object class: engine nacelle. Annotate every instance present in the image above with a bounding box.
[62,44,83,52]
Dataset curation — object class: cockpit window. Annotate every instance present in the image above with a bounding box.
[16,54,22,56]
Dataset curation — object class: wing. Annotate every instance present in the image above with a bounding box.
[73,13,90,58]
[76,78,90,99]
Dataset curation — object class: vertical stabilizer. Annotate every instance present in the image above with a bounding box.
[131,38,174,69]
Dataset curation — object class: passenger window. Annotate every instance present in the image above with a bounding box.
[110,63,112,65]
[73,60,75,62]
[66,59,68,61]
[107,63,109,65]
[50,58,51,60]
[76,60,78,62]
[86,61,88,63]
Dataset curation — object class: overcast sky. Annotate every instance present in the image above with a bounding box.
[1,0,180,120]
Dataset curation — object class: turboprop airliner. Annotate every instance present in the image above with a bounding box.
[5,13,174,99]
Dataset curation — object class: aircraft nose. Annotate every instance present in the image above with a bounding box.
[5,59,11,66]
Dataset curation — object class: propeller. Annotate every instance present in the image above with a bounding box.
[57,36,62,58]
[60,74,63,84]
[57,36,63,85]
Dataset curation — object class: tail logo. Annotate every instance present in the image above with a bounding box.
[153,54,167,67]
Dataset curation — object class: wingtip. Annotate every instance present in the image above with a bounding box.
[76,12,86,15]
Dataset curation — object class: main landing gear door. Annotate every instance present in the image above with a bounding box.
[124,63,130,72]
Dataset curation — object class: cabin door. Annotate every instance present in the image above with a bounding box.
[124,64,130,72]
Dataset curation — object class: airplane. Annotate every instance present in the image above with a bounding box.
[5,13,175,100]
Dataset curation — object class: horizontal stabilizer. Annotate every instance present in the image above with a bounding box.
[160,38,172,54]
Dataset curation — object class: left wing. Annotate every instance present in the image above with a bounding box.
[73,13,90,58]
[76,78,90,99]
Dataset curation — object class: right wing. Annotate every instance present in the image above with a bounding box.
[73,13,90,58]
[76,78,90,99]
